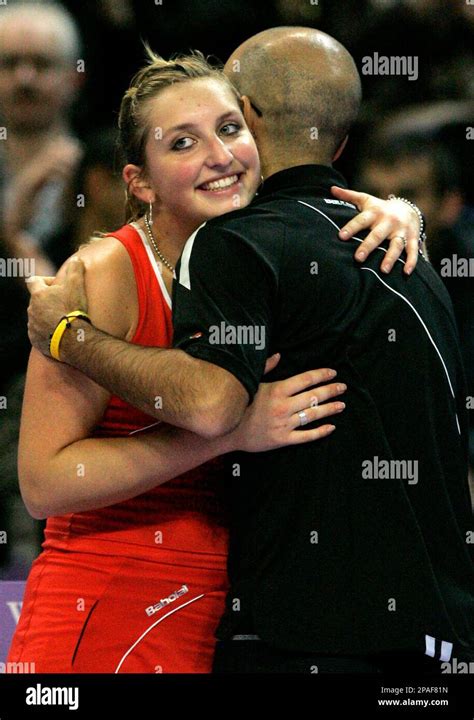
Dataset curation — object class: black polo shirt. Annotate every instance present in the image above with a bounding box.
[172,165,474,660]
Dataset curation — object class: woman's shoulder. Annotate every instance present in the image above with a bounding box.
[74,228,135,273]
[59,229,138,340]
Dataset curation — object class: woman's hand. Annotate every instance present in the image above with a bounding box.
[228,355,346,453]
[331,185,422,276]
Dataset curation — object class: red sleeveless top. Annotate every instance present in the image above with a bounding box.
[43,223,228,569]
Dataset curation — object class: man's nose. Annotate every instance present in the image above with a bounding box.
[205,137,233,168]
[14,61,38,85]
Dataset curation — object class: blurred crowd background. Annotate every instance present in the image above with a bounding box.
[0,0,473,579]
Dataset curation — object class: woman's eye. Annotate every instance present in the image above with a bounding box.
[172,137,195,151]
[220,123,241,136]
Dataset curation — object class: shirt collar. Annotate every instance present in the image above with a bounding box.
[257,164,348,199]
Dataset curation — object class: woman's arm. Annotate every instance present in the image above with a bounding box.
[19,235,138,517]
[20,235,347,519]
[22,349,345,519]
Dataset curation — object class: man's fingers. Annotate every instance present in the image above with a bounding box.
[278,368,337,396]
[64,256,88,309]
[64,255,86,281]
[339,210,376,241]
[25,275,54,295]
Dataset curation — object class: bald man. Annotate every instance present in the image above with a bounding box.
[26,28,474,674]
[177,28,474,674]
[224,27,359,186]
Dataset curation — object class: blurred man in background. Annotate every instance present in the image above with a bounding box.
[0,0,83,274]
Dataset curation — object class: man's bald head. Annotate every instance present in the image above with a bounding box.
[225,27,362,167]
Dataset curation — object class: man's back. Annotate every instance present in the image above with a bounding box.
[174,165,474,661]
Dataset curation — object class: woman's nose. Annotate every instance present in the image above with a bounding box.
[205,137,233,168]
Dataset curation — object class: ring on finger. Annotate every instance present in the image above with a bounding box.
[298,409,309,426]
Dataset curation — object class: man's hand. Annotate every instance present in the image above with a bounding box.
[26,257,88,357]
[331,186,421,275]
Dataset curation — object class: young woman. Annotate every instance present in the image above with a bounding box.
[9,50,420,673]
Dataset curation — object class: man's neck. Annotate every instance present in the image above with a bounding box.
[260,147,333,181]
[5,122,69,175]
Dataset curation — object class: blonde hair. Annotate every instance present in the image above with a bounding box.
[119,47,242,221]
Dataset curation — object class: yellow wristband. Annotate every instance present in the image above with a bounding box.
[49,311,91,361]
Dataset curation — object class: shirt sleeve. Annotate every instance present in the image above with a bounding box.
[172,220,279,402]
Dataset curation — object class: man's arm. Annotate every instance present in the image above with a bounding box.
[27,190,419,434]
[27,258,249,438]
[60,319,248,438]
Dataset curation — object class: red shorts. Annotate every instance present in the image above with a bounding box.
[8,548,228,673]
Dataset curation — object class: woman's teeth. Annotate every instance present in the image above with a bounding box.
[201,174,239,191]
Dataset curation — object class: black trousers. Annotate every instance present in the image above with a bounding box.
[212,639,444,675]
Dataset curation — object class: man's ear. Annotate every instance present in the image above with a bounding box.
[333,135,349,163]
[241,95,259,136]
[122,164,155,204]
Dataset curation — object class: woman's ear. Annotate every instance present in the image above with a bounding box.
[122,164,155,204]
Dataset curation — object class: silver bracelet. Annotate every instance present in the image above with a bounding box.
[387,194,427,247]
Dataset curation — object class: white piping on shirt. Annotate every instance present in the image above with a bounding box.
[297,199,408,266]
[178,222,207,291]
[361,267,461,435]
[296,200,461,436]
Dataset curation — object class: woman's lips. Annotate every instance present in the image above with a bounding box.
[197,173,242,194]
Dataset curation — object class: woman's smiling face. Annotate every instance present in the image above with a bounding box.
[138,77,261,233]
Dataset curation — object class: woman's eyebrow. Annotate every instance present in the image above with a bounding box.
[163,111,239,138]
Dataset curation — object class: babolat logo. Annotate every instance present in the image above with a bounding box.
[323,198,357,209]
[26,684,79,710]
[441,658,474,673]
[145,584,188,617]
